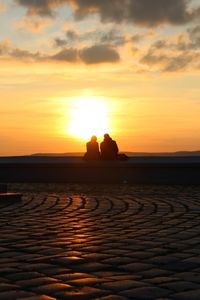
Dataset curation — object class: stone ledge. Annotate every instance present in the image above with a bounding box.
[1,156,200,184]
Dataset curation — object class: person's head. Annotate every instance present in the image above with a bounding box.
[104,133,111,141]
[91,135,97,142]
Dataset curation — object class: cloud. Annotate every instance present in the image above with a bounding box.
[54,28,126,50]
[16,0,200,27]
[131,31,155,43]
[66,29,79,41]
[0,39,120,65]
[140,49,168,66]
[141,51,195,72]
[164,53,194,72]
[73,0,200,26]
[10,48,42,60]
[0,40,43,61]
[139,25,200,72]
[50,44,120,64]
[80,44,120,64]
[99,29,126,46]
[50,48,78,62]
[15,0,65,16]
[14,16,52,32]
[54,38,68,47]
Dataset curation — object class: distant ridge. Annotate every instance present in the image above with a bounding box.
[31,152,83,157]
[31,150,200,157]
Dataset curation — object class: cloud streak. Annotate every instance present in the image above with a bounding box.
[0,41,120,65]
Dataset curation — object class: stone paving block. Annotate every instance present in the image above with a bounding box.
[68,277,103,286]
[55,272,94,281]
[174,272,200,283]
[0,290,35,300]
[120,262,154,272]
[0,267,19,276]
[139,268,173,278]
[33,282,73,294]
[96,295,128,300]
[148,255,178,265]
[39,267,71,276]
[165,261,200,272]
[171,288,200,300]
[19,263,56,272]
[16,277,59,288]
[0,283,20,292]
[102,257,133,265]
[73,262,112,272]
[19,296,56,300]
[59,286,109,299]
[144,276,179,284]
[5,271,44,281]
[120,286,171,299]
[101,279,148,292]
[160,280,200,293]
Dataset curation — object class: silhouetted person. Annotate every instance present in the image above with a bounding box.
[84,135,100,160]
[100,134,119,160]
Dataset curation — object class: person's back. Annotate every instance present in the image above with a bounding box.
[100,134,118,160]
[84,136,100,160]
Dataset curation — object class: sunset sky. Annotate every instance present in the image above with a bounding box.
[1,0,200,155]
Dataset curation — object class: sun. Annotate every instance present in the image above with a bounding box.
[68,96,110,140]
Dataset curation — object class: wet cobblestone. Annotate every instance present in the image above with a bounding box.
[0,184,200,299]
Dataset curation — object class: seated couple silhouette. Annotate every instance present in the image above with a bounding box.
[84,134,128,161]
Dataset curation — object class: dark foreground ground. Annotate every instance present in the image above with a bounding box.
[1,184,200,300]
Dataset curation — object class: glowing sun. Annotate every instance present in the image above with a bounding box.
[68,96,109,140]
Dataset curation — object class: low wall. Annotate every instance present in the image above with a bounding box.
[0,158,200,184]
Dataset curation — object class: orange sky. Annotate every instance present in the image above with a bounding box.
[1,0,200,155]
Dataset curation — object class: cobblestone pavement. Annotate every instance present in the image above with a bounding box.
[0,184,200,300]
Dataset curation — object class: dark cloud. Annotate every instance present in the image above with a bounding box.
[50,44,120,64]
[0,39,120,65]
[140,49,168,66]
[54,28,126,49]
[66,29,79,41]
[140,27,200,72]
[187,25,200,49]
[164,53,194,72]
[15,0,66,16]
[140,49,195,72]
[0,40,38,59]
[131,31,155,43]
[148,25,200,52]
[8,48,42,61]
[80,44,120,64]
[127,0,199,26]
[99,29,126,46]
[54,38,68,47]
[16,0,200,26]
[50,48,78,62]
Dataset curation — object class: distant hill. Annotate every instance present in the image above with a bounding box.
[31,151,200,157]
[31,152,83,157]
